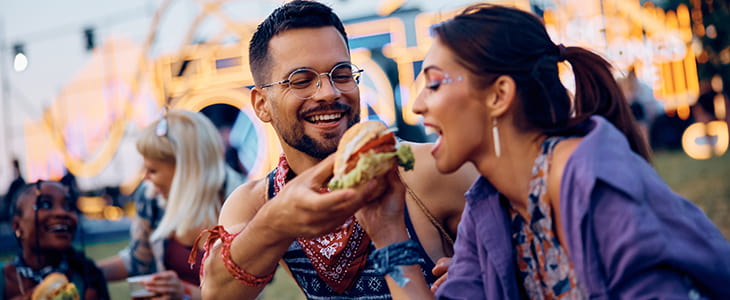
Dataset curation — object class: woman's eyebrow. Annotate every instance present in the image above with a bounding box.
[422,66,444,77]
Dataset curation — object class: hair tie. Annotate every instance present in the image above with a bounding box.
[557,44,567,62]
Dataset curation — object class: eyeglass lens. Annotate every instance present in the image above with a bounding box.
[289,64,360,99]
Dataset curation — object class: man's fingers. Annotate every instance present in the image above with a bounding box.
[307,155,336,184]
[315,180,376,212]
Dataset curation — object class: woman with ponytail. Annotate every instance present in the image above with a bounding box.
[353,3,730,299]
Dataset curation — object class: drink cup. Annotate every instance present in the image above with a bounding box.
[127,274,156,300]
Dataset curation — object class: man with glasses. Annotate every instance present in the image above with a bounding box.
[200,1,478,299]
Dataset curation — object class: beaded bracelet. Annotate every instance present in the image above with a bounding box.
[191,225,275,287]
[369,240,424,287]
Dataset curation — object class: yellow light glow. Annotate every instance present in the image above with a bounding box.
[677,104,691,120]
[709,121,729,156]
[102,206,124,221]
[714,94,727,120]
[677,4,692,42]
[123,202,137,218]
[77,196,106,218]
[711,75,724,93]
[682,121,729,160]
[14,53,28,72]
[377,0,407,16]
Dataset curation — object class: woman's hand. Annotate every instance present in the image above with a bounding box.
[144,270,185,300]
[354,169,409,248]
[431,257,452,293]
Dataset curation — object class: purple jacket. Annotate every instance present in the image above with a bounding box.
[437,116,730,299]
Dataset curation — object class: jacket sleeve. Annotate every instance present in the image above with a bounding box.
[590,180,730,299]
[435,203,486,300]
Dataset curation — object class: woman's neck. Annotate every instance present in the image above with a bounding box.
[21,248,66,270]
[478,128,546,218]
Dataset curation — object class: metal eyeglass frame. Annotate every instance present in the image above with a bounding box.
[259,62,364,100]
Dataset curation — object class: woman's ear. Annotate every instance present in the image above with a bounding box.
[251,87,272,123]
[486,75,517,118]
[12,218,21,239]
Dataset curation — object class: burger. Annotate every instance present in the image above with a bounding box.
[328,121,414,190]
[31,273,80,300]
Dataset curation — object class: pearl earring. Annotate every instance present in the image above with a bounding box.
[15,230,21,238]
[492,118,501,158]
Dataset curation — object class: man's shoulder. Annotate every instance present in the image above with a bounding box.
[219,177,269,227]
[227,178,268,205]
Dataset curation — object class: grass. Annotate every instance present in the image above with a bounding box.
[652,150,730,239]
[82,240,307,299]
[3,150,727,300]
[14,239,307,299]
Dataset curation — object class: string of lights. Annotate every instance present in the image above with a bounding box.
[7,5,152,72]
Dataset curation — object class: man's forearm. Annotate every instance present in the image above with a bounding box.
[201,219,294,300]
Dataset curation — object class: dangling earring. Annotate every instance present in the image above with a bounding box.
[15,230,21,239]
[492,118,501,158]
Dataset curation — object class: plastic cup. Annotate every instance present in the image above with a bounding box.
[127,274,156,299]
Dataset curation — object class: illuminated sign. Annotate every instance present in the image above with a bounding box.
[682,121,729,160]
[544,0,700,119]
[25,0,708,183]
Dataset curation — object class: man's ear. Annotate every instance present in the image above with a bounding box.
[251,87,272,123]
[486,75,517,118]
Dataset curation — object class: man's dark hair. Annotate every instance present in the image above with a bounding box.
[249,0,348,86]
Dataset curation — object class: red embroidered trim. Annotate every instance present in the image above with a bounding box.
[190,225,275,287]
[272,154,371,293]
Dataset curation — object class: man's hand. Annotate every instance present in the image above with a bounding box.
[257,155,384,240]
[431,257,452,293]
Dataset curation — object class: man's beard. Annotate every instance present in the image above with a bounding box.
[277,103,360,159]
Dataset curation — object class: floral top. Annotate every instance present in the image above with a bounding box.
[509,137,586,299]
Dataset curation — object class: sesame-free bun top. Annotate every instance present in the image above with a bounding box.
[333,121,388,178]
[31,272,79,300]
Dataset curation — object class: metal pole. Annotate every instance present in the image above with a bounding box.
[0,17,12,169]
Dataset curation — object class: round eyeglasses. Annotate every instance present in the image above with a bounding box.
[259,62,364,100]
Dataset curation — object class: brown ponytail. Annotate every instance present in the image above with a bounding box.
[563,47,652,161]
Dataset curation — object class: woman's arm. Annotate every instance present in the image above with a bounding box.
[100,186,159,281]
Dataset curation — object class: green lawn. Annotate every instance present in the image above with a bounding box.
[75,240,306,299]
[652,150,730,239]
[5,150,728,300]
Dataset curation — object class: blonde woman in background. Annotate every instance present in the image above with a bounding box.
[99,109,245,299]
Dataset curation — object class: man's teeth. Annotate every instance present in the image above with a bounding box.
[308,113,342,122]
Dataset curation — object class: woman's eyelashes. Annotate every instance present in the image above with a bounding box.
[427,78,444,90]
[34,196,76,212]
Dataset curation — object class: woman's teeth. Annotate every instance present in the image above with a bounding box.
[47,224,72,233]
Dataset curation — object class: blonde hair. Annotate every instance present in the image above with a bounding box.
[137,109,226,242]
